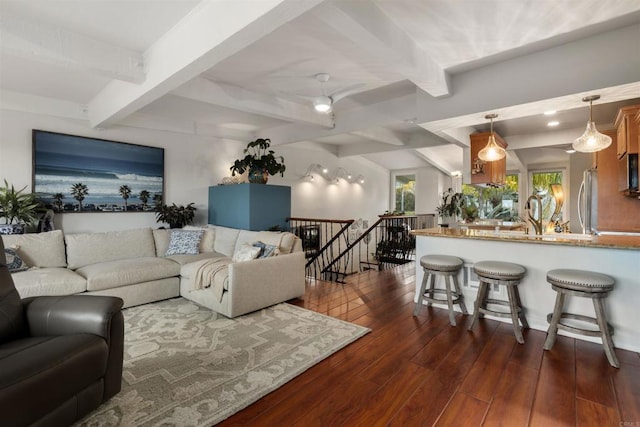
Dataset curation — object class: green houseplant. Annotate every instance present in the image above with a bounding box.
[230,138,286,184]
[436,188,463,224]
[0,179,40,234]
[155,203,196,229]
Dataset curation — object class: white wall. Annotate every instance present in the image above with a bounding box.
[0,109,240,233]
[0,109,393,234]
[266,143,390,227]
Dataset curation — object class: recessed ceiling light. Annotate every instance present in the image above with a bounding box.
[547,121,560,127]
[565,148,576,154]
[544,110,557,115]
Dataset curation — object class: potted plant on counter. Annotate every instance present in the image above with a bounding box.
[155,203,196,229]
[436,188,463,226]
[0,180,40,234]
[230,138,286,184]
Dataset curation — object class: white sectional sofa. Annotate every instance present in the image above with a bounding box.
[2,226,305,318]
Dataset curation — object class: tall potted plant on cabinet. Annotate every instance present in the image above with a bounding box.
[230,138,286,184]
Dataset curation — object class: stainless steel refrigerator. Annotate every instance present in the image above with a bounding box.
[578,168,597,234]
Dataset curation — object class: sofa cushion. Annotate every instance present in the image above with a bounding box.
[153,227,215,257]
[11,268,87,299]
[1,230,66,268]
[180,257,231,288]
[232,244,261,262]
[166,252,223,266]
[75,257,180,291]
[234,230,298,255]
[212,226,240,256]
[165,230,204,256]
[66,228,156,270]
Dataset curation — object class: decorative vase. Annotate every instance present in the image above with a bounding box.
[0,224,25,235]
[248,167,268,184]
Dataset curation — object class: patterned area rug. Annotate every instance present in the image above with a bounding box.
[76,298,370,426]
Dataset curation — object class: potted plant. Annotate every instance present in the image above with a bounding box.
[230,138,286,184]
[0,179,40,234]
[436,188,463,225]
[155,203,196,228]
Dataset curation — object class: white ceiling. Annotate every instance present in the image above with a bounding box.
[1,0,639,175]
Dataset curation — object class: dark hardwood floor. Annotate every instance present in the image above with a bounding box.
[219,263,640,426]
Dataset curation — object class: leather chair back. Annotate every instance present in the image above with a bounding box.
[0,237,27,343]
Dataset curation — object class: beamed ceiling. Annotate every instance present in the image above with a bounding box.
[1,0,639,175]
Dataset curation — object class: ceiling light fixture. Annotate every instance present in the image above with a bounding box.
[547,121,560,127]
[478,113,506,162]
[572,95,612,153]
[313,73,333,113]
[544,110,557,116]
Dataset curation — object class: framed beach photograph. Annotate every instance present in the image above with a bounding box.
[32,130,164,213]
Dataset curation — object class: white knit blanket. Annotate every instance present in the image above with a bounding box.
[193,258,232,302]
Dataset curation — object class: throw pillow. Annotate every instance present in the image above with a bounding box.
[232,244,261,262]
[165,230,204,256]
[253,241,280,258]
[4,246,29,273]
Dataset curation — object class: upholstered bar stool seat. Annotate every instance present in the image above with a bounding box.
[544,269,619,368]
[468,261,528,344]
[413,255,467,326]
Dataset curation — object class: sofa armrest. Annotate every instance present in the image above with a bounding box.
[22,294,125,400]
[227,251,305,317]
[23,295,124,339]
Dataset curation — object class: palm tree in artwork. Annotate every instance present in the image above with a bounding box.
[153,193,163,209]
[52,193,65,212]
[70,183,88,211]
[139,190,150,211]
[119,185,132,211]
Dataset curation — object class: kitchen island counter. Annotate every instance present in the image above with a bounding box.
[411,227,640,250]
[412,228,640,352]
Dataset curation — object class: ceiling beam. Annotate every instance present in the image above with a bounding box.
[87,0,326,128]
[0,11,144,84]
[0,90,88,121]
[119,113,254,142]
[314,0,450,97]
[415,24,640,124]
[172,77,333,128]
[350,128,407,146]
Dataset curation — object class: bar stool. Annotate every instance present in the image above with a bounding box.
[468,261,528,344]
[413,255,467,326]
[544,269,619,368]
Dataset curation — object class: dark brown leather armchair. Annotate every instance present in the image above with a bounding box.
[0,237,124,427]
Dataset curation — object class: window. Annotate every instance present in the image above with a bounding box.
[530,170,564,227]
[461,174,520,221]
[393,174,415,214]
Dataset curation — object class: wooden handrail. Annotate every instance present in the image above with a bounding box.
[288,217,354,224]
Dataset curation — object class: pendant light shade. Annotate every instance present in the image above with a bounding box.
[478,114,506,161]
[572,95,612,153]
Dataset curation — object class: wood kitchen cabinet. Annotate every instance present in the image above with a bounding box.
[469,131,507,185]
[614,104,640,159]
[594,129,640,232]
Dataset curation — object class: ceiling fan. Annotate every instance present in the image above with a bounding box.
[311,73,364,114]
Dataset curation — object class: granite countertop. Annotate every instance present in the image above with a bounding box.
[411,227,640,250]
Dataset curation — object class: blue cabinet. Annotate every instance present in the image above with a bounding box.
[208,184,291,231]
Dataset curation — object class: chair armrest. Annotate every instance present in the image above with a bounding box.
[23,294,124,340]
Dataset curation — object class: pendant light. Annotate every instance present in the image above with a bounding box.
[572,95,612,153]
[478,113,506,161]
